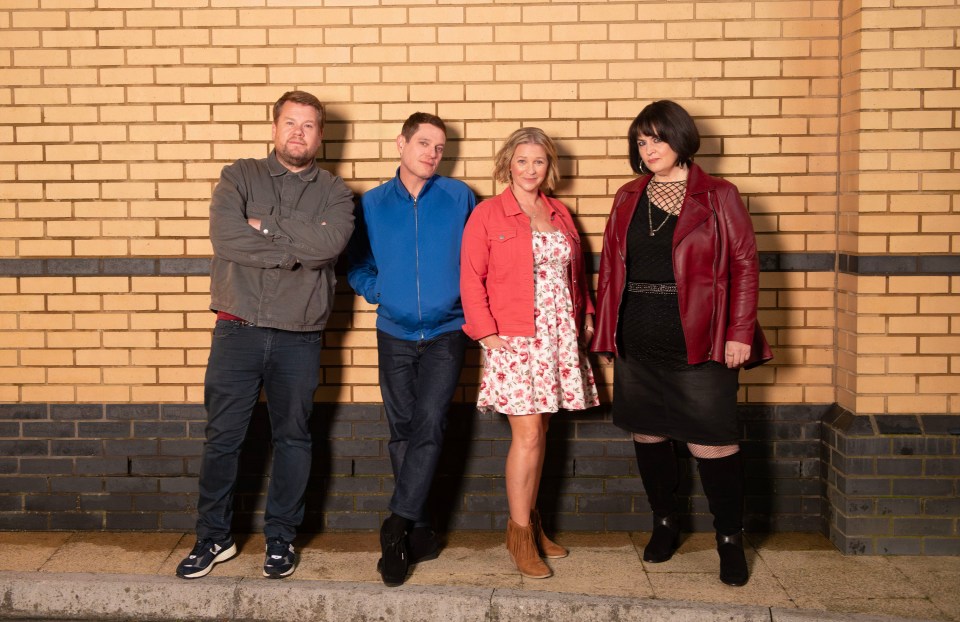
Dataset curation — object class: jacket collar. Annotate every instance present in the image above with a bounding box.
[391,168,439,201]
[502,187,557,218]
[267,150,320,181]
[616,163,718,244]
[620,162,715,197]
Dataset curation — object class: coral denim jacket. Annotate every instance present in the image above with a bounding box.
[591,163,772,368]
[461,188,594,341]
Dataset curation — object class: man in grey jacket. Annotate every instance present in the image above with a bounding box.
[176,91,355,581]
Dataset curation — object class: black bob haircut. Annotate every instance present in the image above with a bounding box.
[627,100,700,175]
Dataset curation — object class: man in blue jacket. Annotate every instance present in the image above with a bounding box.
[347,112,475,587]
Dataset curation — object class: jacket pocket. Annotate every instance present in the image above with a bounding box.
[488,229,520,283]
[246,200,275,217]
[489,229,518,244]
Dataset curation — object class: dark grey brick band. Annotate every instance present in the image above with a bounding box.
[4,401,955,555]
[3,254,959,277]
[838,254,960,275]
[0,258,211,277]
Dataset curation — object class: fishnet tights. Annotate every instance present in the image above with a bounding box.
[647,180,686,216]
[633,433,738,458]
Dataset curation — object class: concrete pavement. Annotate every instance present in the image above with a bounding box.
[0,530,957,621]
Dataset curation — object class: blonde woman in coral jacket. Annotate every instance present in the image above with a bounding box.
[461,127,598,579]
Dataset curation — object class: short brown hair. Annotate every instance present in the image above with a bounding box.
[400,112,446,140]
[628,100,700,174]
[272,91,325,129]
[493,127,561,194]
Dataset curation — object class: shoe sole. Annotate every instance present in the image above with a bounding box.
[176,542,238,580]
[643,550,676,563]
[262,566,296,579]
[519,570,553,579]
[376,558,407,587]
[409,549,440,565]
[721,576,749,587]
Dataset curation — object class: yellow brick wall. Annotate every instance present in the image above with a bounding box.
[837,0,960,415]
[0,1,955,414]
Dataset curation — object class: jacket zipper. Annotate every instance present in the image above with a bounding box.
[613,193,629,353]
[413,195,424,340]
[708,189,719,359]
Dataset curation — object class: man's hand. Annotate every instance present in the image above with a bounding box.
[247,218,261,230]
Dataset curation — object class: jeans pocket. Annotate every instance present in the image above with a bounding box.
[213,321,240,339]
[298,330,322,344]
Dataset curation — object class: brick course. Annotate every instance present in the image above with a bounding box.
[0,403,830,535]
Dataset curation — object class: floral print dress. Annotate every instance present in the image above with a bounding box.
[477,230,599,416]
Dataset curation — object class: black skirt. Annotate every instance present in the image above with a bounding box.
[611,354,740,445]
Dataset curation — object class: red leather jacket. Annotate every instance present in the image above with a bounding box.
[591,163,772,367]
[461,188,593,341]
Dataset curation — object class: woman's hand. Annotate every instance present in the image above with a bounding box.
[724,340,751,369]
[480,334,516,353]
[579,315,595,348]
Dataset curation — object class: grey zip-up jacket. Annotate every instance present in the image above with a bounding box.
[208,150,355,332]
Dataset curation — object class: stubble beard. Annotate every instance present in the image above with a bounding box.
[276,143,318,170]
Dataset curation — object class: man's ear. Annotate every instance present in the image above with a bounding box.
[396,134,405,155]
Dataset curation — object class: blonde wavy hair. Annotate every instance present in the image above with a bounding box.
[492,127,561,194]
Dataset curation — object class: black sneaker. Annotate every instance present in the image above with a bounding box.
[408,526,440,565]
[377,515,410,587]
[176,536,237,579]
[262,537,296,579]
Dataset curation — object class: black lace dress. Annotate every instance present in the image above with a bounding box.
[611,189,740,445]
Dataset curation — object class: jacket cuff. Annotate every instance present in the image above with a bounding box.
[462,318,498,342]
[726,324,755,345]
[278,254,299,270]
[258,215,283,240]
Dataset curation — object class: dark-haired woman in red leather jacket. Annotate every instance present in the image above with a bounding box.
[592,100,771,587]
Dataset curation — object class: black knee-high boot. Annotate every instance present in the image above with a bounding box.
[634,440,680,563]
[697,451,748,586]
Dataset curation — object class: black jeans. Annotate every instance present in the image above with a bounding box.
[196,320,322,542]
[377,329,467,525]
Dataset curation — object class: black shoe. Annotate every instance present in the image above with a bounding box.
[408,526,441,565]
[717,532,749,586]
[378,515,410,587]
[176,536,237,579]
[263,537,296,579]
[643,514,680,563]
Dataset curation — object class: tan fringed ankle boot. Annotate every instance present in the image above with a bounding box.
[530,509,568,559]
[506,518,552,579]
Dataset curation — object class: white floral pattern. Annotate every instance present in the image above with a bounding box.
[478,231,599,416]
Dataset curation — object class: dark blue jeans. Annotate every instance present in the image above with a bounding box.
[377,329,467,525]
[197,320,322,542]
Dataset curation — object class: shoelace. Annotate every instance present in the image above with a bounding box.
[384,534,406,560]
[266,540,290,560]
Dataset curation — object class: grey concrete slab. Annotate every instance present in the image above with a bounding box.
[488,589,773,622]
[796,598,953,622]
[0,572,237,620]
[772,609,945,622]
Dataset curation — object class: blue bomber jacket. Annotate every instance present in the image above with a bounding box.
[347,171,476,341]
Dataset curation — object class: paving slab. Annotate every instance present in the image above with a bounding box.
[0,531,951,622]
[40,532,183,575]
[0,532,71,572]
